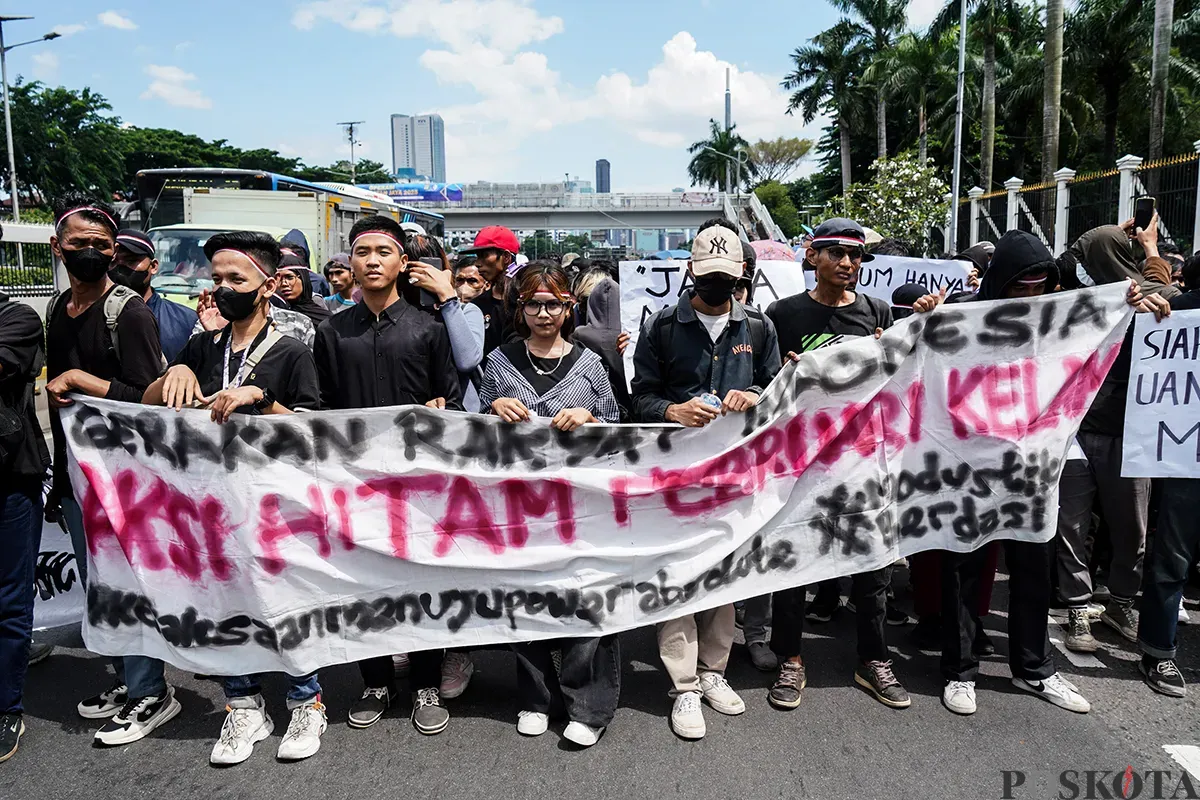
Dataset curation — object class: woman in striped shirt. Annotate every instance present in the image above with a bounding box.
[479,261,621,747]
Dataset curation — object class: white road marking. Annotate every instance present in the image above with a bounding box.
[1163,745,1200,782]
[1046,616,1107,669]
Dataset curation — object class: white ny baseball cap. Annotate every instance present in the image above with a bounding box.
[690,226,744,277]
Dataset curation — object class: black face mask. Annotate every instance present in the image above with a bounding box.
[214,285,263,322]
[693,274,737,306]
[109,264,151,293]
[61,247,113,283]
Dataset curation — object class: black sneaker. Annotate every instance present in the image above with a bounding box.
[910,615,941,651]
[0,714,24,763]
[768,660,806,710]
[805,594,839,623]
[734,603,746,629]
[94,687,182,746]
[747,641,779,672]
[348,687,391,729]
[27,642,53,665]
[886,603,914,626]
[77,682,128,719]
[411,688,449,735]
[854,660,911,709]
[1141,657,1186,698]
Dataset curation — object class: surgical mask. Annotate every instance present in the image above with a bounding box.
[693,274,737,306]
[60,247,112,283]
[214,284,263,322]
[109,264,150,293]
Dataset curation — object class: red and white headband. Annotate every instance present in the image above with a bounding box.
[214,249,271,280]
[57,206,118,233]
[1017,272,1049,285]
[350,230,405,251]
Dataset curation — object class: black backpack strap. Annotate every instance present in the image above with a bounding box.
[744,312,766,357]
[652,309,676,382]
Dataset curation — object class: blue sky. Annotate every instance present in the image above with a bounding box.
[9,0,944,190]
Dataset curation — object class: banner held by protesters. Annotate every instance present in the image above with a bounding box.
[65,284,1131,676]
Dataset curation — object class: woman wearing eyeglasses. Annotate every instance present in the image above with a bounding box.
[478,261,621,748]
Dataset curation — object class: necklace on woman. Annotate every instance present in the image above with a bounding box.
[525,341,567,376]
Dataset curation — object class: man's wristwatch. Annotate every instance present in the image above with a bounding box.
[253,387,276,411]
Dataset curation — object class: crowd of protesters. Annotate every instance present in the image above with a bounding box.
[0,189,1194,765]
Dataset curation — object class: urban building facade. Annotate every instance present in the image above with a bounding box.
[390,113,446,182]
[595,159,610,194]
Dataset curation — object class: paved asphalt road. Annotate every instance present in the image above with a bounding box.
[9,571,1199,800]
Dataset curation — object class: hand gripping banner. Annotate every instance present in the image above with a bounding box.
[64,284,1132,675]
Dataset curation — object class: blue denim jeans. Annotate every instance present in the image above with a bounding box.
[1138,479,1200,661]
[224,673,321,709]
[61,495,166,699]
[0,486,41,715]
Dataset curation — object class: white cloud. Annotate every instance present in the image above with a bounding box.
[98,11,137,30]
[140,64,212,109]
[907,0,945,29]
[53,23,86,36]
[32,51,59,81]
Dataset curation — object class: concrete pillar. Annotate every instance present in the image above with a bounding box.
[1004,177,1024,231]
[1116,154,1144,224]
[1053,167,1076,255]
[968,186,985,247]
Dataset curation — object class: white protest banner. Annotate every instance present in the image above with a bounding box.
[1122,309,1200,478]
[619,259,805,380]
[65,285,1130,676]
[804,254,973,306]
[33,518,86,630]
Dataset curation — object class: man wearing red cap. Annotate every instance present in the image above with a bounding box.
[458,226,520,355]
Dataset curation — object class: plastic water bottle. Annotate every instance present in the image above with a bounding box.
[699,392,722,410]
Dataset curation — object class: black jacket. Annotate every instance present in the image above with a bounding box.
[0,294,50,485]
[631,290,781,423]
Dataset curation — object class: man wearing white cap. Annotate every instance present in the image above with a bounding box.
[631,223,781,739]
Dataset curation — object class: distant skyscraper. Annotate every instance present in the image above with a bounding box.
[391,113,446,182]
[595,159,611,194]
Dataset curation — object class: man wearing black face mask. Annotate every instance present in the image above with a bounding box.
[630,223,781,740]
[44,194,175,746]
[111,229,198,362]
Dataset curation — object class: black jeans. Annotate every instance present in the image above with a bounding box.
[0,484,41,715]
[941,540,1054,683]
[359,649,443,692]
[514,635,621,728]
[769,567,890,662]
[1138,478,1200,660]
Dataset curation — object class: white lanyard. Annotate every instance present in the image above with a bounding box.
[222,332,254,390]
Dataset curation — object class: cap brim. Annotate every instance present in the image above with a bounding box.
[691,258,743,277]
[116,242,155,258]
[458,245,514,257]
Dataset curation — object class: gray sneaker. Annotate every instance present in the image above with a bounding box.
[28,642,54,665]
[347,687,390,729]
[1064,608,1099,653]
[768,660,806,710]
[411,688,449,735]
[1100,600,1138,642]
[747,641,779,672]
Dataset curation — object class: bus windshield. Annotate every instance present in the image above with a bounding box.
[148,228,223,300]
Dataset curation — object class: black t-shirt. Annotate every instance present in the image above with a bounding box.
[173,325,321,413]
[0,296,50,484]
[499,340,583,396]
[473,292,507,356]
[765,291,893,355]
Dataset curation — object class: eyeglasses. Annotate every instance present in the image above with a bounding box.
[824,246,864,263]
[522,299,567,317]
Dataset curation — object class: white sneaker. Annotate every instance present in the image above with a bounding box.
[77,683,128,719]
[670,692,706,739]
[563,721,604,747]
[276,700,327,761]
[942,681,977,715]
[516,710,548,736]
[210,695,274,766]
[94,686,182,746]
[1013,673,1091,713]
[698,672,745,715]
[440,651,475,699]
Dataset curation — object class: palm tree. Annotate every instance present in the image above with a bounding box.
[866,29,957,163]
[1148,0,1174,161]
[933,0,1022,192]
[1043,0,1065,183]
[831,0,910,161]
[686,119,750,191]
[782,21,869,193]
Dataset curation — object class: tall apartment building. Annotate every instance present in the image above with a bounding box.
[595,159,610,193]
[390,113,446,182]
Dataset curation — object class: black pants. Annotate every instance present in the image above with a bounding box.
[941,540,1054,683]
[359,650,443,692]
[769,567,890,662]
[514,635,621,728]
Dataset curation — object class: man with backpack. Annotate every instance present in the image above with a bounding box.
[630,224,780,740]
[43,194,177,747]
[0,291,51,763]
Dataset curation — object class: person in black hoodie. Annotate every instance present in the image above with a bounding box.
[571,276,632,420]
[277,252,333,328]
[939,230,1093,719]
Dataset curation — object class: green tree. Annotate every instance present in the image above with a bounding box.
[782,21,870,193]
[753,180,802,238]
[1043,0,1066,183]
[830,153,949,254]
[295,159,390,184]
[686,119,750,191]
[867,29,957,164]
[1148,0,1175,161]
[832,0,910,160]
[746,137,813,184]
